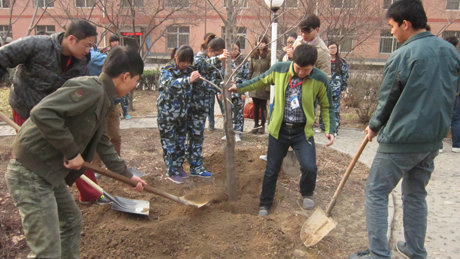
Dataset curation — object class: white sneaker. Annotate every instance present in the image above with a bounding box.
[235,134,241,142]
[259,155,267,161]
[439,149,444,153]
[221,135,226,140]
[452,147,460,153]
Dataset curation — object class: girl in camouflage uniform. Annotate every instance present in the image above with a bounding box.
[157,46,201,184]
[327,41,349,134]
[187,37,228,177]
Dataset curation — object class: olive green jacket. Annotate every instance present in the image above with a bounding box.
[248,53,271,100]
[13,73,132,187]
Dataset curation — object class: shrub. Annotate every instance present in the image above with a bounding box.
[138,70,159,91]
[344,72,382,124]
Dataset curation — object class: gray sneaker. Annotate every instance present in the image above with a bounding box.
[258,206,269,216]
[302,196,315,210]
[396,241,412,259]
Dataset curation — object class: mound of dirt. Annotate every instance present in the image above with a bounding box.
[0,129,370,258]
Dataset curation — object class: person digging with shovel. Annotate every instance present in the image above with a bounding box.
[5,46,147,259]
[229,44,335,216]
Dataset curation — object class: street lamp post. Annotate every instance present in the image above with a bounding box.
[264,0,284,114]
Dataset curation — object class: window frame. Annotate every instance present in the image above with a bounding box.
[379,29,400,54]
[327,28,354,53]
[75,0,95,8]
[34,0,54,8]
[329,0,358,9]
[221,26,247,50]
[0,0,10,8]
[166,25,190,50]
[35,25,56,35]
[223,0,248,8]
[446,0,460,10]
[165,0,190,8]
[121,0,144,8]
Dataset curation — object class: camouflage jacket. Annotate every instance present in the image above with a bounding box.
[0,32,89,118]
[330,58,349,95]
[192,51,224,107]
[157,61,194,122]
[232,54,250,98]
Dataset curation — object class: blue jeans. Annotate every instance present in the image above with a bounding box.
[365,151,437,259]
[207,94,216,129]
[260,126,317,208]
[452,95,460,148]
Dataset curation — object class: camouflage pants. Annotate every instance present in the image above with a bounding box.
[5,160,82,259]
[232,96,245,132]
[186,109,207,174]
[158,119,187,176]
[319,95,341,132]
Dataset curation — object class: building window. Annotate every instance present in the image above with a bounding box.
[166,0,189,8]
[330,0,357,8]
[379,30,399,54]
[442,30,460,48]
[446,0,460,10]
[223,0,248,8]
[34,0,54,8]
[221,26,247,50]
[75,0,95,8]
[382,0,395,9]
[284,0,297,8]
[36,25,55,35]
[1,0,9,8]
[121,0,144,7]
[327,28,353,52]
[166,26,189,49]
[0,25,12,38]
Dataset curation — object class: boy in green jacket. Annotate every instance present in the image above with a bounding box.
[5,46,146,259]
[229,44,335,216]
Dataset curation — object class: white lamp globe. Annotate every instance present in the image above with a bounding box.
[264,0,284,8]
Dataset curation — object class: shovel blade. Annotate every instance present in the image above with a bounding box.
[300,208,337,247]
[110,196,150,216]
[282,150,300,177]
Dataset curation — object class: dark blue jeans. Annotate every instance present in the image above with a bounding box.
[260,126,317,208]
[452,95,460,148]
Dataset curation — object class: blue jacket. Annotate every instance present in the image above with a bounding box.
[369,31,460,153]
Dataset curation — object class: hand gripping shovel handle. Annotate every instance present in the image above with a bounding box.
[325,136,369,217]
[82,162,195,206]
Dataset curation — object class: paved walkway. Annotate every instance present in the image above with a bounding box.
[1,117,458,258]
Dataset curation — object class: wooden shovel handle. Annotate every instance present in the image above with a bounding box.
[0,111,20,131]
[82,162,188,205]
[325,136,369,216]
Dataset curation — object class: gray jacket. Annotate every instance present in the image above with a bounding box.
[0,32,89,118]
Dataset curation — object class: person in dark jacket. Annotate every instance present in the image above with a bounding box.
[5,46,146,259]
[0,19,97,125]
[349,1,460,258]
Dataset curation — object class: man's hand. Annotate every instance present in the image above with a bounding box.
[217,94,223,101]
[130,175,147,192]
[64,154,84,170]
[241,94,246,101]
[228,83,238,93]
[365,125,378,142]
[190,71,201,83]
[325,133,335,147]
[218,49,229,61]
[286,47,294,58]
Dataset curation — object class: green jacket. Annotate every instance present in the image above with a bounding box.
[369,31,460,153]
[237,62,335,139]
[13,73,132,187]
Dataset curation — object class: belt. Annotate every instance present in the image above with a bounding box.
[282,122,305,128]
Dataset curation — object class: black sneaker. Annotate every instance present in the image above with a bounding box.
[396,241,412,259]
[349,249,372,259]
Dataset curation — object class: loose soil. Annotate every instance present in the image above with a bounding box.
[0,90,370,258]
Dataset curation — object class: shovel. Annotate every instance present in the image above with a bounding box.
[80,174,150,216]
[300,136,369,247]
[83,162,209,208]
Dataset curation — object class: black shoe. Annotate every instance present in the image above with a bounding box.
[349,250,372,259]
[396,241,412,259]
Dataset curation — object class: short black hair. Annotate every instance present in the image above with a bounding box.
[64,19,97,40]
[287,32,297,40]
[208,37,225,52]
[386,0,427,30]
[176,45,194,63]
[444,36,459,47]
[103,46,144,78]
[299,15,320,32]
[109,34,120,43]
[293,44,317,67]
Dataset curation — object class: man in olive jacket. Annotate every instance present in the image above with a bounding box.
[349,1,460,259]
[5,47,146,259]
